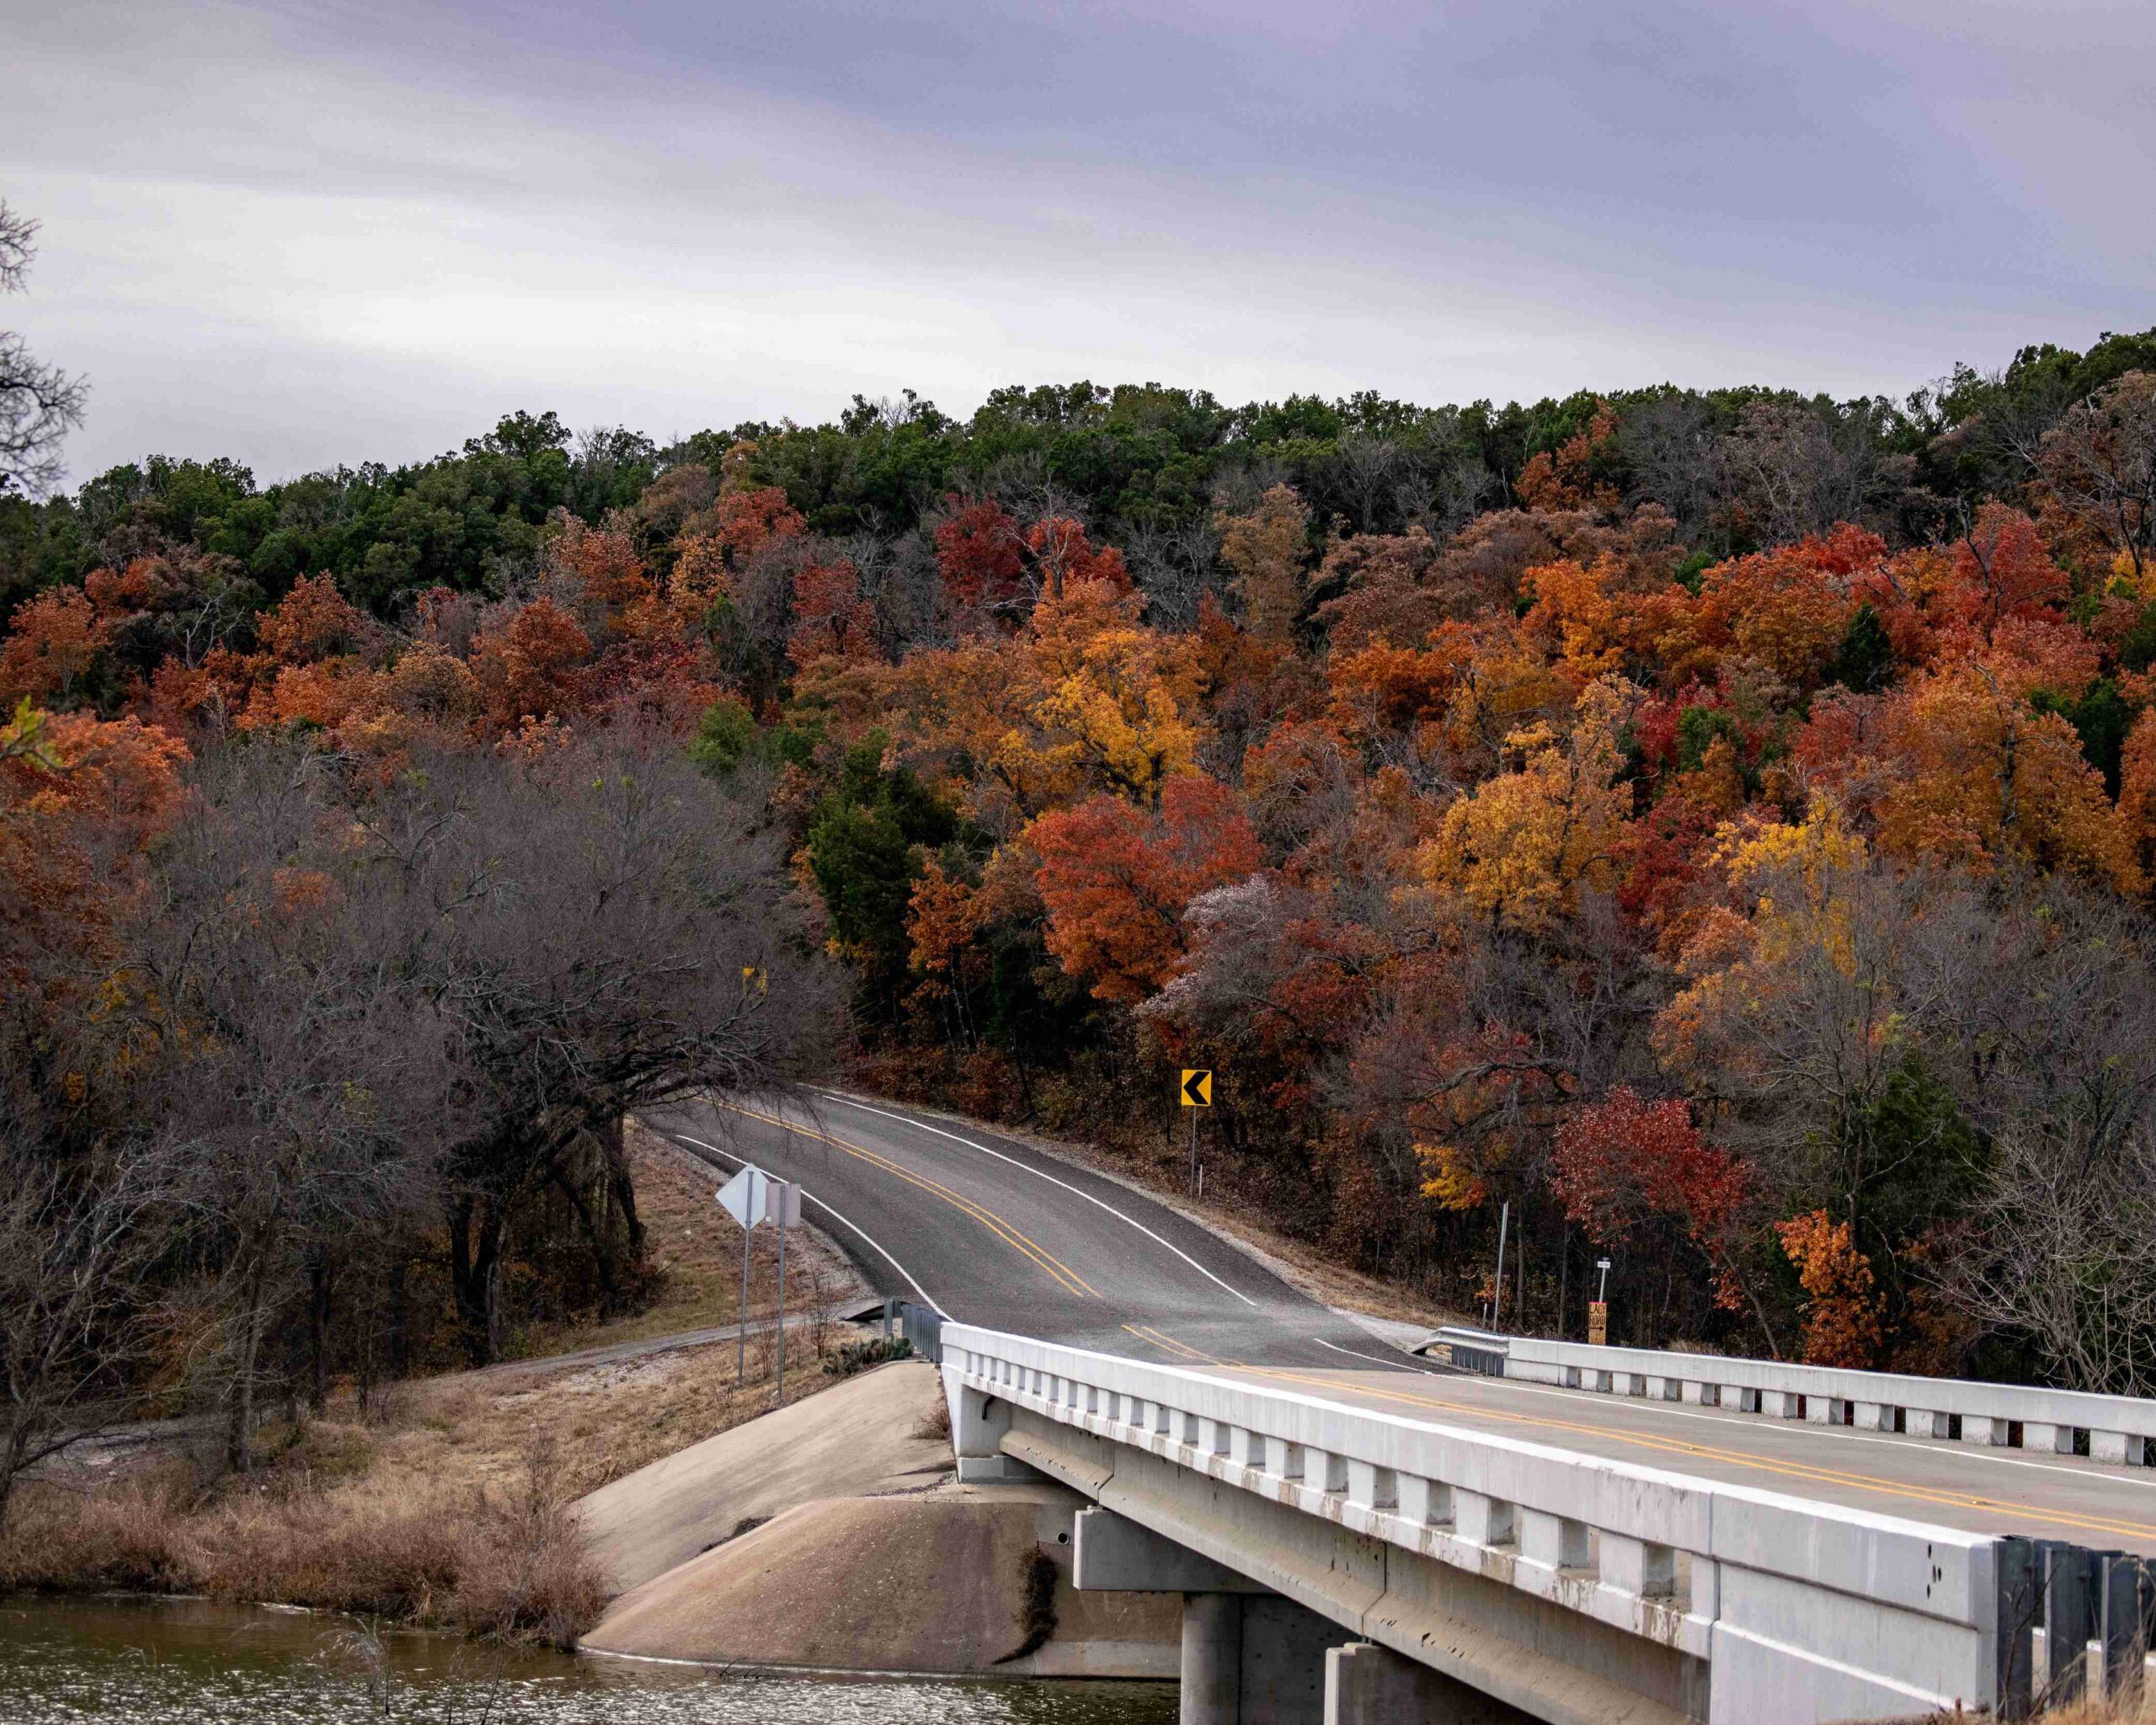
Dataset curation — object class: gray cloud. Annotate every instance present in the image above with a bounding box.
[3,0,2149,482]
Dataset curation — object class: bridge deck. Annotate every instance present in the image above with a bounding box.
[1206,1355,2156,1554]
[654,1090,2156,1557]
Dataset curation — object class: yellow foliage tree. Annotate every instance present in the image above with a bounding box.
[1215,484,1311,644]
[1421,677,1636,930]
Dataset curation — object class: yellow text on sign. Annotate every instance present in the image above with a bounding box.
[1181,1069,1213,1108]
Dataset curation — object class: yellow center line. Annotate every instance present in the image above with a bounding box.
[718,1101,1100,1300]
[1125,1322,1214,1363]
[1121,1326,2156,1546]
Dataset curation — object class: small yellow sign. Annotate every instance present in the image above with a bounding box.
[1180,1069,1213,1108]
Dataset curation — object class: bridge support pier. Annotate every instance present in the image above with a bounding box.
[1182,1592,1242,1725]
[1324,1641,1524,1724]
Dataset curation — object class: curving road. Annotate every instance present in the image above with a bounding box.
[645,1087,2156,1557]
[644,1087,1408,1370]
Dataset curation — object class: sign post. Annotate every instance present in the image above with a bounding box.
[767,1178,802,1405]
[718,1165,771,1385]
[1589,1256,1612,1346]
[1180,1068,1212,1194]
[1491,1199,1510,1331]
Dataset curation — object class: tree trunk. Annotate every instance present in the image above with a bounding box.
[227,1247,274,1474]
[448,1197,507,1366]
[385,1258,409,1381]
[307,1256,334,1414]
[551,1162,619,1311]
[597,1115,646,1267]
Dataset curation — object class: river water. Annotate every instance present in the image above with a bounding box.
[0,1596,1178,1723]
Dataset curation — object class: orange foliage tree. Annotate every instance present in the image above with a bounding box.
[1029,777,1260,1002]
[1774,1210,1883,1368]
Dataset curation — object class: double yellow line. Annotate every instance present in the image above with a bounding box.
[1121,1325,2156,1546]
[719,1101,1099,1300]
[1127,1322,1212,1363]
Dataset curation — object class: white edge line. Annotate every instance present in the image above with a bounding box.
[816,1092,1261,1307]
[1312,1335,1447,1375]
[664,1129,945,1316]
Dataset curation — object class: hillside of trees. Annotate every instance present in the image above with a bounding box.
[8,323,2156,1471]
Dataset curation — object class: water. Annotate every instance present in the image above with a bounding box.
[0,1596,1179,1724]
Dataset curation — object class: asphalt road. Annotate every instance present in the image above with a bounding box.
[648,1089,2156,1554]
[645,1088,1398,1369]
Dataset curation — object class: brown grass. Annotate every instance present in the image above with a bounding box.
[1,1177,856,1650]
[505,1119,863,1359]
[0,1327,840,1647]
[0,1442,603,1649]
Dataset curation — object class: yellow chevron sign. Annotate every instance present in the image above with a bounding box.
[1181,1069,1213,1108]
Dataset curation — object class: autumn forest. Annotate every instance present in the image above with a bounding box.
[8,322,2156,1482]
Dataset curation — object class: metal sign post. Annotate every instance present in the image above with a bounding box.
[718,1166,771,1386]
[1180,1069,1212,1195]
[1590,1256,1613,1346]
[767,1179,802,1405]
[1491,1200,1510,1331]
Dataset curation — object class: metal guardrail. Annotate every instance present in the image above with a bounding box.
[1418,1332,2156,1469]
[1423,1325,1510,1377]
[941,1322,2156,1722]
[898,1300,943,1365]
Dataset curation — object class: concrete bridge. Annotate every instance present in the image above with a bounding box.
[654,1091,2156,1724]
[932,1316,2156,1725]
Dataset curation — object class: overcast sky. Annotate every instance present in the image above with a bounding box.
[6,0,2152,484]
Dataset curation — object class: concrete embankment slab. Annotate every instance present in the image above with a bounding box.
[581,1482,1179,1679]
[574,1359,953,1594]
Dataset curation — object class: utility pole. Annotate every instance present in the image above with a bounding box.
[1491,1200,1510,1331]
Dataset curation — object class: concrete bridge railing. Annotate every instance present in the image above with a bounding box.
[1425,1327,2156,1468]
[935,1322,2137,1724]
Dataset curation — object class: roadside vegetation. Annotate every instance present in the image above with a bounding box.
[7,174,2156,1532]
[0,1132,861,1646]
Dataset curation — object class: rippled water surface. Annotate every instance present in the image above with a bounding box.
[0,1596,1179,1723]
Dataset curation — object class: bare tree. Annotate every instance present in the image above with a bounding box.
[1331,433,1406,532]
[1714,401,1881,546]
[1122,517,1224,632]
[0,201,88,496]
[1620,395,1721,540]
[386,728,836,1362]
[1952,1124,2156,1397]
[141,741,462,1468]
[2029,371,2156,587]
[0,1139,171,1525]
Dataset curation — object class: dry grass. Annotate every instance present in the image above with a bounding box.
[2031,1688,2156,1723]
[0,1325,841,1646]
[390,1322,843,1501]
[506,1119,864,1359]
[0,1442,603,1649]
[1,1178,857,1649]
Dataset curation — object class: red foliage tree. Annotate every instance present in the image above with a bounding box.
[1027,516,1129,601]
[1030,777,1260,1002]
[1551,1088,1749,1309]
[933,496,1027,614]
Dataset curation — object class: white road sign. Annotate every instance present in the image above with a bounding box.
[718,1166,771,1230]
[765,1180,802,1228]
